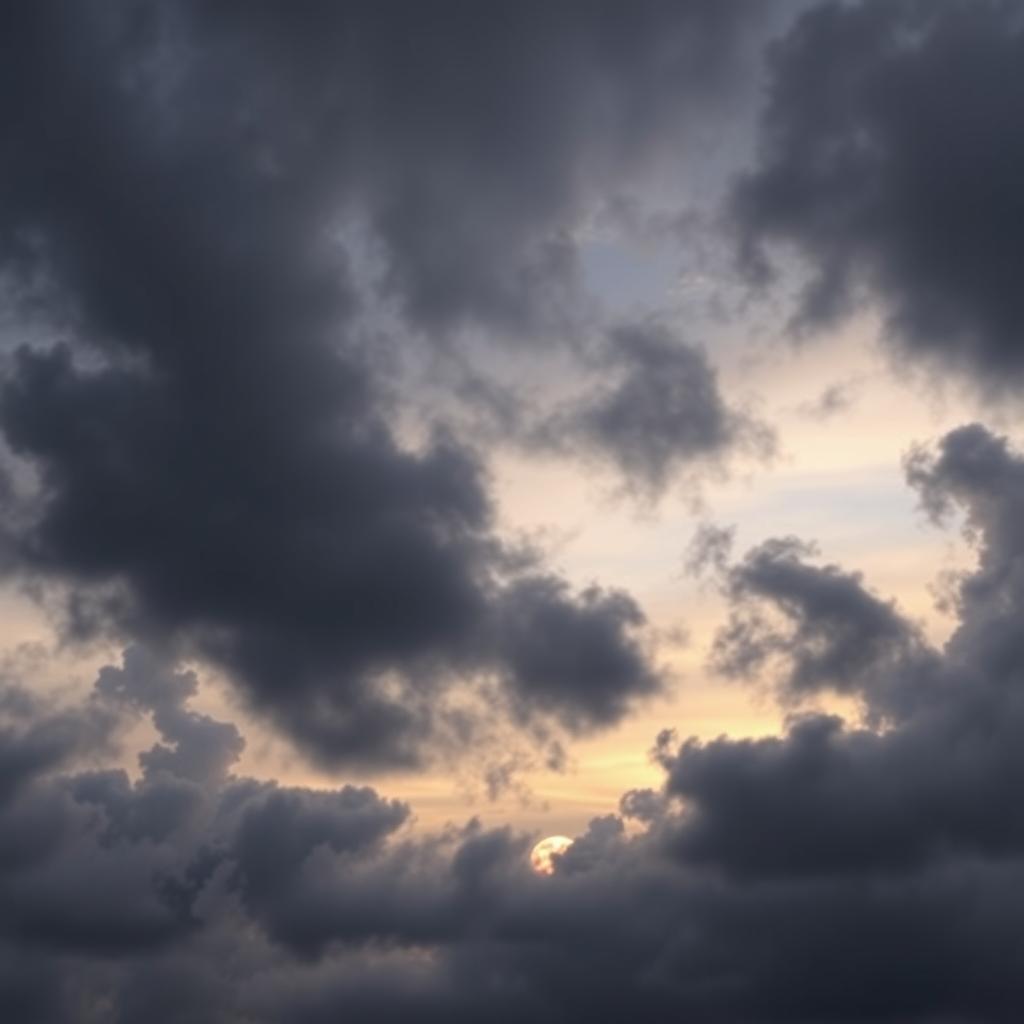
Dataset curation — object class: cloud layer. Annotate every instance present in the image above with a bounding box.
[3,3,1024,1020]
[1,424,1024,1021]
[0,2,780,766]
[734,0,1024,390]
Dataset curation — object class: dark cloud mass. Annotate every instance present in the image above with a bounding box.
[191,0,768,339]
[670,425,1024,885]
[6,430,1024,1024]
[5,1,1024,1020]
[0,0,779,767]
[734,0,1024,389]
[708,534,930,705]
[540,323,775,494]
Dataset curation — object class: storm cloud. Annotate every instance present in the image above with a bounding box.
[7,449,1024,1024]
[733,0,1024,390]
[0,1,786,767]
[4,2,1024,1021]
[668,424,1024,883]
[540,323,774,494]
[707,534,930,706]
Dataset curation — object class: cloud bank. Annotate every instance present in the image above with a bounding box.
[2,424,1024,1021]
[0,2,781,767]
[734,0,1024,391]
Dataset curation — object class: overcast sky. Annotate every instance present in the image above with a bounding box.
[2,2,1024,1021]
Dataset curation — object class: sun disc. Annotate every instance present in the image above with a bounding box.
[530,835,574,875]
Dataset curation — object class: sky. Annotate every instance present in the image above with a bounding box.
[2,2,1024,1021]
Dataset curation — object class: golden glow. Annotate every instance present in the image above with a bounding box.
[530,835,574,875]
[94,317,986,839]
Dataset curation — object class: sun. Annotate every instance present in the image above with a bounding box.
[530,835,574,875]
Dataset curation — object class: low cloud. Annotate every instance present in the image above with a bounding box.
[4,424,1024,1020]
[732,0,1024,392]
[0,4,714,768]
[537,323,774,495]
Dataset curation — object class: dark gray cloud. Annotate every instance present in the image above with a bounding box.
[2,427,1022,1021]
[194,0,771,338]
[0,679,114,805]
[493,575,661,729]
[6,522,1024,1024]
[540,323,774,494]
[708,535,930,706]
[733,0,1024,390]
[660,704,1024,877]
[0,2,752,769]
[906,423,1024,684]
[6,3,1024,1020]
[130,0,779,344]
[657,423,1024,886]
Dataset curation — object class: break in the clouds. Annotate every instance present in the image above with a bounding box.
[733,0,1024,390]
[4,426,1024,1021]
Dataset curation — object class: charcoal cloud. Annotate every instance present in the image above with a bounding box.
[662,423,1024,886]
[492,574,661,729]
[0,2,752,768]
[6,4,1024,1021]
[733,0,1024,390]
[540,323,774,494]
[7,491,1024,1024]
[708,534,930,707]
[156,0,779,341]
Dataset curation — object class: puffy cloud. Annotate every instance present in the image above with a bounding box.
[538,323,774,494]
[658,424,1024,888]
[732,0,1024,390]
[6,3,1024,1020]
[906,423,1024,682]
[183,0,771,337]
[0,3,732,768]
[5,439,1024,1024]
[492,574,661,729]
[0,686,113,804]
[708,535,930,707]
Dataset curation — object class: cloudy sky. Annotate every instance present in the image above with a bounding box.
[3,2,1024,1020]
